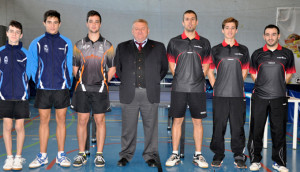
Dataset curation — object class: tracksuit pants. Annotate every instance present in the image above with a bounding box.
[210,97,246,160]
[247,93,288,166]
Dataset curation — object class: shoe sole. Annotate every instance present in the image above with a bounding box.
[56,158,71,167]
[193,161,208,168]
[272,165,280,170]
[249,168,260,171]
[272,165,287,172]
[3,168,12,171]
[73,163,85,167]
[234,162,247,169]
[29,162,48,169]
[56,160,71,167]
[56,163,71,167]
[211,161,223,167]
[165,160,180,167]
[95,164,105,167]
[12,167,22,170]
[73,160,87,167]
[73,164,84,167]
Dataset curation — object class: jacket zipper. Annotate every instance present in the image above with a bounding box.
[52,39,54,88]
[11,47,15,99]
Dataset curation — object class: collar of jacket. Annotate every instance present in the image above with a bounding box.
[45,32,60,38]
[5,41,22,50]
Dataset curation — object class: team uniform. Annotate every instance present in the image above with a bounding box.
[71,35,114,114]
[247,44,296,167]
[29,32,73,108]
[0,42,32,119]
[167,31,212,119]
[209,40,249,164]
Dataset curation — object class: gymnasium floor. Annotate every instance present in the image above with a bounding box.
[0,91,299,172]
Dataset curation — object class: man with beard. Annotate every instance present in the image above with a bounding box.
[71,10,115,167]
[247,24,295,172]
[165,10,211,168]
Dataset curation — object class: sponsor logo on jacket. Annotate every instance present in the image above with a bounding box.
[4,56,8,64]
[82,44,90,49]
[44,45,49,53]
[277,56,286,60]
[235,53,243,56]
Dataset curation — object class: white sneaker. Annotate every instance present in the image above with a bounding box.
[272,162,289,172]
[193,154,208,168]
[29,153,48,168]
[249,162,261,171]
[56,152,71,167]
[3,157,14,171]
[165,153,180,167]
[12,156,26,170]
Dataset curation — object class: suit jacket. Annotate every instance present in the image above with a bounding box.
[114,39,168,104]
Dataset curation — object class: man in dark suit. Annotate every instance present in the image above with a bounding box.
[114,19,168,167]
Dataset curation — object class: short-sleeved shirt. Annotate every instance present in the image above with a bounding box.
[73,35,114,93]
[249,44,296,99]
[167,31,212,93]
[210,40,250,97]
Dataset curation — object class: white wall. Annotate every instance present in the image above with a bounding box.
[1,0,300,55]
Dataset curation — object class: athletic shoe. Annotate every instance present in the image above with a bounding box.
[73,153,87,167]
[94,153,105,167]
[193,154,208,168]
[12,156,26,170]
[211,160,223,167]
[56,152,71,167]
[29,153,48,168]
[234,154,247,168]
[249,162,261,171]
[272,162,289,172]
[3,157,14,171]
[165,153,180,167]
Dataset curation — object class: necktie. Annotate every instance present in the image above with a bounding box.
[135,42,143,51]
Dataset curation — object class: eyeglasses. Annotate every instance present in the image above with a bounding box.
[8,30,21,35]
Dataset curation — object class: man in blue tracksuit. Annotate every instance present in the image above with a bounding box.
[0,20,32,171]
[28,10,73,168]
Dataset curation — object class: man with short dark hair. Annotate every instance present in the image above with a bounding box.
[28,10,73,168]
[247,24,295,172]
[71,10,115,167]
[207,17,249,168]
[114,19,168,168]
[0,20,32,171]
[165,10,211,168]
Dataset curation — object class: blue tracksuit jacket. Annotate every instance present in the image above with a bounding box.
[29,32,73,90]
[0,42,32,100]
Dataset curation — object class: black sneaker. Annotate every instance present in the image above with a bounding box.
[234,154,247,169]
[94,153,105,167]
[73,153,87,167]
[211,160,223,167]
